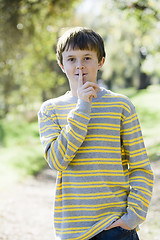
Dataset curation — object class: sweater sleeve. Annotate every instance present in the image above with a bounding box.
[120,102,154,229]
[38,99,91,171]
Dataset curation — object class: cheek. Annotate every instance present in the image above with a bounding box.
[63,65,72,75]
[88,62,98,69]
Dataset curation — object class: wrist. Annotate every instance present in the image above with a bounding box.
[76,99,91,114]
[117,219,132,230]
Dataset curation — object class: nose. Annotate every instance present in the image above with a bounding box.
[76,60,85,70]
[76,66,84,70]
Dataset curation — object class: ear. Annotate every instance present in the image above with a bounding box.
[98,57,105,70]
[58,61,65,73]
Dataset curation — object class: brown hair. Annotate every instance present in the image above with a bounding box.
[56,27,106,65]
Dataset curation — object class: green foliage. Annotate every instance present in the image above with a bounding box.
[0,86,159,189]
[117,85,160,161]
[0,119,46,180]
[0,0,80,118]
[76,0,160,89]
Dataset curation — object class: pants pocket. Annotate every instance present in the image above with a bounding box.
[116,226,133,232]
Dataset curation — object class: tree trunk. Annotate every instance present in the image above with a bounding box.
[138,48,151,90]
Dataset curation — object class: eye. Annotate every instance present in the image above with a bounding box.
[84,57,91,61]
[68,58,75,62]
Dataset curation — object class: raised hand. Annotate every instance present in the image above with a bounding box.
[77,69,99,103]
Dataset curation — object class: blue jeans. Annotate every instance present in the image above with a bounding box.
[90,227,139,240]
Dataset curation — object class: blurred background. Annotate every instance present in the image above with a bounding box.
[0,0,160,239]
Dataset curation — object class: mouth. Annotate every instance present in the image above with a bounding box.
[75,73,88,77]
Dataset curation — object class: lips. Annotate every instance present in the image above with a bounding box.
[75,73,87,76]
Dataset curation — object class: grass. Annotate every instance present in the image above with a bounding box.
[0,119,46,190]
[0,85,160,189]
[117,85,160,161]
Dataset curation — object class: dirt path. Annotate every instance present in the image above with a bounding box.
[0,162,159,240]
[0,168,57,240]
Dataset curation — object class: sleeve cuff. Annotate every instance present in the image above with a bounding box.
[121,211,143,229]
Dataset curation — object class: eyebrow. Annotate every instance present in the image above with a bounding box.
[66,53,92,58]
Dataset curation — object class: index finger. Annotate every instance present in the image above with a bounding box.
[78,69,83,88]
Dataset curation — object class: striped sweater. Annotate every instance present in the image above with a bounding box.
[38,87,153,240]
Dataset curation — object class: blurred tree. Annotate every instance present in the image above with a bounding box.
[75,0,160,90]
[0,0,80,118]
[114,0,160,89]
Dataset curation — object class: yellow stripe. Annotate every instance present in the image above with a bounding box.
[43,137,56,148]
[56,179,130,190]
[56,190,125,198]
[39,115,53,123]
[54,211,125,221]
[131,192,150,205]
[88,123,120,127]
[50,146,62,171]
[56,183,129,190]
[102,95,127,99]
[88,126,119,130]
[69,161,122,166]
[129,206,146,221]
[91,115,122,120]
[123,140,144,146]
[64,169,128,173]
[132,187,152,198]
[130,195,149,208]
[77,149,121,153]
[54,103,76,108]
[40,123,57,131]
[68,129,83,143]
[61,173,129,177]
[92,104,130,113]
[121,124,140,133]
[55,113,68,117]
[86,134,120,139]
[58,140,65,158]
[130,162,150,169]
[92,101,130,110]
[130,169,153,176]
[68,118,86,130]
[43,132,59,139]
[55,201,127,210]
[54,214,120,225]
[125,148,146,155]
[73,158,121,162]
[79,146,121,150]
[129,179,153,187]
[123,136,143,143]
[70,128,84,140]
[123,112,136,119]
[55,193,126,201]
[130,176,154,183]
[91,111,125,117]
[55,227,89,231]
[129,151,147,158]
[123,116,138,124]
[56,230,85,234]
[121,129,141,135]
[56,180,129,186]
[84,137,119,142]
[74,111,90,120]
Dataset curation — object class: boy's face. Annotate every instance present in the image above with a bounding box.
[60,48,105,96]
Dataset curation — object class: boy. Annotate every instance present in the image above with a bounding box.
[38,27,153,240]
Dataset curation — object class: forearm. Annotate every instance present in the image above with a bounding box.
[120,103,154,229]
[39,99,91,171]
